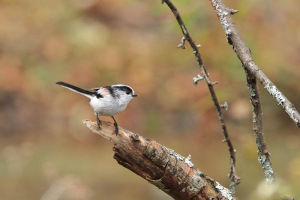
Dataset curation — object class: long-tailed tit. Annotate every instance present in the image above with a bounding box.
[56,81,137,135]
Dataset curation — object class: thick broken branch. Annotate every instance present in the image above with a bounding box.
[245,69,275,184]
[209,0,300,127]
[162,0,240,193]
[83,120,236,200]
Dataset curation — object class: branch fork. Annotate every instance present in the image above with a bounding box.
[209,0,300,128]
[193,74,205,85]
[221,102,229,111]
[177,36,187,49]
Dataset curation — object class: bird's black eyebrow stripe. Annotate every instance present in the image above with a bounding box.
[114,86,133,93]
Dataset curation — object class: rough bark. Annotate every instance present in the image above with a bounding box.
[83,120,236,200]
[245,69,275,184]
[209,0,300,127]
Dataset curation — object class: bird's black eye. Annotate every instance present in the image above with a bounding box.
[126,91,130,95]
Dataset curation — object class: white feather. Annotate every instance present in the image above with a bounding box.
[89,88,134,116]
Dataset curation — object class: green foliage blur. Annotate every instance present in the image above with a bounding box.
[0,0,300,199]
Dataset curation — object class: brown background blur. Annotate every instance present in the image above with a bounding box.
[1,0,300,199]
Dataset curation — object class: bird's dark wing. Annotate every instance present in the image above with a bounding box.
[88,87,103,98]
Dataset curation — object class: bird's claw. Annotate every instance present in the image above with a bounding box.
[97,117,102,129]
[114,123,119,135]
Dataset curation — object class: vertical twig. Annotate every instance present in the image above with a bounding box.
[245,69,275,184]
[162,0,240,193]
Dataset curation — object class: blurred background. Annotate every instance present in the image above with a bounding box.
[0,0,300,199]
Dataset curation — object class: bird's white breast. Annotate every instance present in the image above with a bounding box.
[89,96,128,116]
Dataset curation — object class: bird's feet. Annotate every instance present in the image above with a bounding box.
[97,117,102,129]
[111,116,119,136]
[113,122,119,135]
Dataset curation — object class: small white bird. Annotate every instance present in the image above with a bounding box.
[56,81,137,135]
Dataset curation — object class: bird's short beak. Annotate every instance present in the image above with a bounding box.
[132,93,137,97]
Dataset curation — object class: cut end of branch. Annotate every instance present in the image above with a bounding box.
[83,120,118,142]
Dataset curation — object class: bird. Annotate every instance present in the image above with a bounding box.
[56,81,137,135]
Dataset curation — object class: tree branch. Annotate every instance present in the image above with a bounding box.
[245,69,275,184]
[83,120,236,200]
[162,0,240,193]
[209,0,300,127]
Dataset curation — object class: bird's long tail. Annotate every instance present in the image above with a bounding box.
[56,81,94,98]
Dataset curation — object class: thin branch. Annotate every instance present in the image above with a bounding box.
[162,0,240,193]
[281,196,295,200]
[209,0,300,127]
[245,69,275,184]
[83,120,237,200]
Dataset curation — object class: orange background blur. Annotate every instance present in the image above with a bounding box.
[0,0,300,199]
